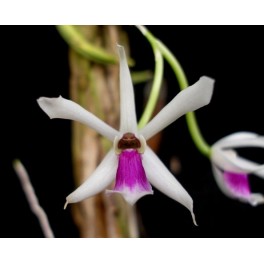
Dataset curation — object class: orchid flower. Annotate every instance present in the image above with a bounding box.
[211,132,264,206]
[37,45,214,224]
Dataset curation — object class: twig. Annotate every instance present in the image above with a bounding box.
[13,159,54,238]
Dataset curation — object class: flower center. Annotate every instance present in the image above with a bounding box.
[114,133,146,154]
[118,132,141,150]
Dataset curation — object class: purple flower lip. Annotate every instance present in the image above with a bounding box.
[107,149,153,205]
[223,171,251,198]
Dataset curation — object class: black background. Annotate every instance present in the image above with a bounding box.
[1,26,264,238]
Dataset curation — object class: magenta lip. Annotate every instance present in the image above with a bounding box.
[108,149,153,204]
[223,171,251,197]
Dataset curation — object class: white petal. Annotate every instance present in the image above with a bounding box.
[236,157,264,179]
[117,45,137,133]
[140,76,214,140]
[247,193,264,206]
[212,148,264,175]
[212,132,264,176]
[214,132,258,146]
[222,152,264,179]
[143,147,197,225]
[212,165,237,199]
[66,149,117,204]
[214,132,264,149]
[37,96,118,141]
[211,148,246,173]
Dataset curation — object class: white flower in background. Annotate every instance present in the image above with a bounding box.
[211,132,264,206]
[37,45,214,224]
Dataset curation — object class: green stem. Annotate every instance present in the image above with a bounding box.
[157,40,211,157]
[136,26,164,129]
[56,25,134,66]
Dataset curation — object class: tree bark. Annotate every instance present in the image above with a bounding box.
[68,25,139,237]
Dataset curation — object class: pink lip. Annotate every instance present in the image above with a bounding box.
[223,171,251,198]
[109,149,153,203]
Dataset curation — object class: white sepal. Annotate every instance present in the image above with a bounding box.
[232,156,264,179]
[143,147,197,225]
[213,132,258,147]
[212,132,264,177]
[140,76,214,140]
[212,165,237,200]
[213,149,264,177]
[66,149,117,204]
[214,132,264,149]
[211,148,246,174]
[247,193,264,206]
[37,96,118,141]
[117,45,138,133]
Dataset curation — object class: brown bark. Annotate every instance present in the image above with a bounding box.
[68,26,138,237]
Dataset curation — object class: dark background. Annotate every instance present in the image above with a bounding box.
[1,26,264,238]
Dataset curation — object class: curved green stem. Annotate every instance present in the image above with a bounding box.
[56,25,134,66]
[157,40,211,157]
[136,26,164,129]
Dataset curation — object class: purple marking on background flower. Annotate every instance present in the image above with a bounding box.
[114,150,152,192]
[223,171,251,197]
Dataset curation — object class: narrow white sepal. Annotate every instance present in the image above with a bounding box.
[117,45,138,133]
[248,193,264,206]
[212,132,264,176]
[216,149,264,177]
[66,149,117,204]
[213,132,258,148]
[140,76,215,140]
[37,96,118,142]
[214,132,264,149]
[235,157,264,179]
[212,165,237,200]
[211,148,246,174]
[143,147,197,225]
